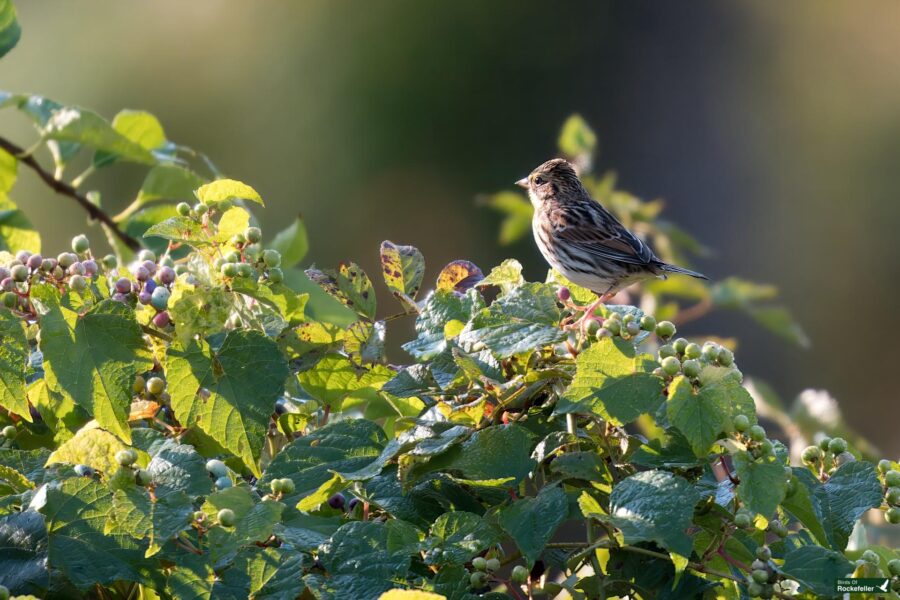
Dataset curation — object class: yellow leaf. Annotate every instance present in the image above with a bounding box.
[379,591,446,600]
[195,178,263,206]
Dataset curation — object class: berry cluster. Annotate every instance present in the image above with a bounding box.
[654,333,736,383]
[196,218,284,284]
[733,415,776,460]
[877,460,900,525]
[744,545,785,599]
[800,436,855,480]
[114,448,152,486]
[206,458,234,491]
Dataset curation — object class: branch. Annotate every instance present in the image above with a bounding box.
[0,136,141,250]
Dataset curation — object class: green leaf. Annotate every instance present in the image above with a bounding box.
[306,262,377,320]
[274,512,342,552]
[480,191,533,246]
[783,462,882,550]
[498,486,568,565]
[166,279,232,344]
[781,545,854,597]
[402,289,484,360]
[732,450,786,518]
[458,282,565,358]
[259,419,386,506]
[0,510,47,594]
[556,337,663,425]
[558,114,597,157]
[311,521,411,599]
[130,428,213,498]
[107,486,193,557]
[344,320,386,364]
[0,194,40,253]
[446,424,535,485]
[201,486,284,561]
[747,305,810,348]
[167,330,289,477]
[429,511,500,564]
[297,472,347,511]
[231,279,308,326]
[42,106,156,164]
[380,240,425,308]
[167,552,250,600]
[94,110,167,167]
[143,215,207,246]
[666,375,752,457]
[606,470,700,558]
[45,420,129,474]
[478,258,524,293]
[270,215,309,267]
[39,477,153,590]
[135,164,206,205]
[35,289,153,442]
[243,546,306,600]
[0,309,31,421]
[0,0,21,59]
[296,353,391,411]
[195,178,264,206]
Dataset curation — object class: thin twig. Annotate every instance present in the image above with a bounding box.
[0,136,141,250]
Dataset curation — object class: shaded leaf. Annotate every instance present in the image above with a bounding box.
[270,215,309,267]
[0,309,31,421]
[498,486,568,565]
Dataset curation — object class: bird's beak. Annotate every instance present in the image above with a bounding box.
[515,177,529,189]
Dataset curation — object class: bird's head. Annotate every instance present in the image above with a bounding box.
[516,158,584,207]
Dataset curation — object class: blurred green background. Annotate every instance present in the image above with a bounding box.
[1,2,898,455]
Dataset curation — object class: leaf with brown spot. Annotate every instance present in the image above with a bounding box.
[305,263,377,320]
[128,400,161,421]
[379,240,425,311]
[436,260,484,293]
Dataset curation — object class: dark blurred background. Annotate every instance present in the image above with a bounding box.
[1,2,898,455]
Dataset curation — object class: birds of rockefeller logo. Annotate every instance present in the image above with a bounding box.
[835,577,891,594]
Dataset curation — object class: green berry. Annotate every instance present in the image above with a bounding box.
[57,252,77,268]
[746,581,764,597]
[270,479,284,494]
[221,262,239,277]
[701,343,719,362]
[69,274,87,291]
[115,448,137,466]
[279,478,295,494]
[658,344,676,359]
[639,315,656,331]
[193,202,209,216]
[243,243,262,260]
[263,249,281,268]
[511,564,528,584]
[672,337,688,354]
[748,425,766,442]
[244,226,262,243]
[206,459,227,477]
[885,470,900,487]
[237,263,254,278]
[472,556,487,571]
[828,437,847,454]
[768,520,788,537]
[751,569,769,584]
[217,508,236,527]
[135,469,152,486]
[133,375,146,394]
[801,446,822,463]
[605,320,621,335]
[584,319,601,336]
[10,264,28,282]
[267,267,284,284]
[888,558,900,576]
[0,584,8,600]
[1,425,16,439]
[230,233,246,246]
[758,440,774,456]
[682,358,701,378]
[733,414,751,432]
[176,202,192,216]
[215,476,232,489]
[622,313,635,325]
[71,234,90,254]
[818,437,832,452]
[193,510,206,522]
[486,558,500,572]
[655,320,676,339]
[756,546,771,561]
[102,254,118,269]
[861,549,879,564]
[734,513,752,528]
[717,347,734,366]
[146,377,165,395]
[878,459,893,473]
[138,249,156,263]
[886,507,900,524]
[624,321,641,337]
[660,356,681,377]
[469,571,487,588]
[1,292,17,309]
[224,251,241,263]
[684,342,702,359]
[886,487,900,505]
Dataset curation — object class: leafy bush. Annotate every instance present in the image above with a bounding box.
[0,4,899,600]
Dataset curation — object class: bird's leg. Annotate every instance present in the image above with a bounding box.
[568,292,615,335]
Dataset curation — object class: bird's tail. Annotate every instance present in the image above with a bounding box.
[659,263,708,280]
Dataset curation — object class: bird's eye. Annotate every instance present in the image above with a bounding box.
[533,176,545,185]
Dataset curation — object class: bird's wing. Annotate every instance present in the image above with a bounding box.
[547,204,655,266]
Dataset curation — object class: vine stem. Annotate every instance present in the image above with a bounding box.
[0,136,141,250]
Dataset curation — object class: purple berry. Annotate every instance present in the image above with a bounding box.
[112,292,129,303]
[152,311,170,327]
[557,287,571,302]
[0,278,13,292]
[143,278,157,294]
[0,267,8,281]
[141,260,157,275]
[15,250,31,263]
[41,258,56,272]
[134,266,150,281]
[115,278,132,294]
[327,493,346,510]
[26,254,43,270]
[158,266,176,285]
[68,262,86,276]
[348,497,360,510]
[138,291,152,305]
[82,260,98,276]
